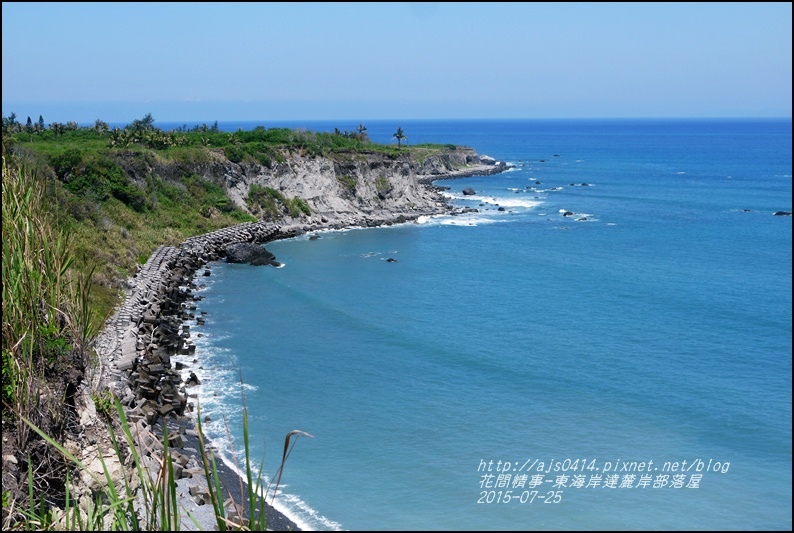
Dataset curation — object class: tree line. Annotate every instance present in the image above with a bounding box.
[3,112,409,149]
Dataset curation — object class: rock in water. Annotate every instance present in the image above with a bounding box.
[225,242,277,265]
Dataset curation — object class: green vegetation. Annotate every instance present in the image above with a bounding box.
[90,389,117,419]
[2,154,99,527]
[1,112,459,530]
[1,111,456,318]
[1,149,310,531]
[2,155,94,413]
[337,174,357,194]
[11,392,310,530]
[246,184,312,219]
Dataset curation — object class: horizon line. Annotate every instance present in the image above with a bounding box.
[3,114,791,127]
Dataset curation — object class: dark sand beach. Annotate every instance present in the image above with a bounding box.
[162,415,301,531]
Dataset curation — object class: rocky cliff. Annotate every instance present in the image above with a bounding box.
[117,145,508,226]
[233,146,505,215]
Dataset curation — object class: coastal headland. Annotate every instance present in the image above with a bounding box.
[84,148,510,530]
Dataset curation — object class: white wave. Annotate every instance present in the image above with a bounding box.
[199,433,330,532]
[176,361,335,531]
[441,214,511,226]
[557,209,597,222]
[481,196,542,208]
[170,286,341,531]
[444,191,543,209]
[416,215,437,224]
[416,211,502,226]
[441,218,481,226]
[279,493,344,531]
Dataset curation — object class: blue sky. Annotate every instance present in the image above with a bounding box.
[2,2,791,123]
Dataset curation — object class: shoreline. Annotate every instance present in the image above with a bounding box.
[91,161,507,530]
[166,415,303,531]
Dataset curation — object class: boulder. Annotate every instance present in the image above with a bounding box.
[225,242,277,265]
[462,187,476,196]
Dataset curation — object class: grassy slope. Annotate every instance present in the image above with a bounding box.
[4,126,448,321]
[1,122,456,528]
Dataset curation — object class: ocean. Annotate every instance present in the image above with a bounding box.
[169,118,792,531]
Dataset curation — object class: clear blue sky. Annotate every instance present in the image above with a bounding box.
[2,2,791,124]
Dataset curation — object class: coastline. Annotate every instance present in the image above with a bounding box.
[90,161,507,531]
[168,415,302,531]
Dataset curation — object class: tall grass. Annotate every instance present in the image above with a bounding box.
[2,153,97,527]
[1,155,92,449]
[7,395,310,531]
[2,154,311,530]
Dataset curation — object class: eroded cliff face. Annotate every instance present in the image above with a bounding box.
[114,145,504,224]
[223,146,483,219]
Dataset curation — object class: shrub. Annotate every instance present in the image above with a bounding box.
[90,389,116,419]
[225,145,245,163]
[246,184,311,219]
[337,174,357,191]
[50,148,84,180]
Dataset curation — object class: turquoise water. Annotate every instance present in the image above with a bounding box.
[174,119,792,530]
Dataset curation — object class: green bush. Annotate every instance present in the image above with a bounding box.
[49,148,84,180]
[246,184,311,219]
[52,152,147,212]
[337,174,357,191]
[90,389,116,419]
[225,145,245,163]
[285,196,312,217]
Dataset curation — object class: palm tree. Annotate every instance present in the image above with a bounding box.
[50,122,65,136]
[356,123,369,143]
[130,112,155,131]
[93,119,110,136]
[393,127,406,150]
[108,128,131,148]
